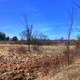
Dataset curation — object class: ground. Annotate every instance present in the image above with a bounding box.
[0,44,79,80]
[50,64,80,80]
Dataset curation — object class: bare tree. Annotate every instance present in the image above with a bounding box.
[32,32,48,52]
[21,25,33,52]
[26,25,33,51]
[20,15,33,52]
[65,7,74,65]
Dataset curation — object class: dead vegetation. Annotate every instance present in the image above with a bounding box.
[0,44,79,80]
[50,64,80,80]
[0,44,67,80]
[0,54,67,80]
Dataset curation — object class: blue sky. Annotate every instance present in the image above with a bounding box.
[0,0,80,39]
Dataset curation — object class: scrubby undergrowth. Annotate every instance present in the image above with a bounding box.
[50,64,80,80]
[0,53,66,80]
[0,45,79,80]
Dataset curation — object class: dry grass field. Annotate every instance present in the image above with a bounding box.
[50,64,80,80]
[0,44,79,80]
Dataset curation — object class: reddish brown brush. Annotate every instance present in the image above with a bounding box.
[0,54,67,80]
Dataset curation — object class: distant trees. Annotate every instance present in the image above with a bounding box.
[0,32,6,41]
[20,27,49,44]
[32,32,48,41]
[12,36,18,41]
[20,23,49,52]
[6,36,10,41]
[0,32,19,41]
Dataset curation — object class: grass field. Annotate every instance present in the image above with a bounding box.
[0,44,79,80]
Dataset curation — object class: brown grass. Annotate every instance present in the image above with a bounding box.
[0,44,79,80]
[50,64,80,80]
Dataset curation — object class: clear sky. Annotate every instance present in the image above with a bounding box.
[0,0,80,39]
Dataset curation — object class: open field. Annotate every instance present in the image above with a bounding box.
[0,44,79,80]
[0,44,68,56]
[50,64,80,80]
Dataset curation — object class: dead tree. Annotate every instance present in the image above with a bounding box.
[20,15,33,52]
[66,8,74,65]
[26,25,32,52]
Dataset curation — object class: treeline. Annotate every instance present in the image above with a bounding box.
[0,31,77,45]
[0,32,76,45]
[0,32,18,41]
[0,24,78,46]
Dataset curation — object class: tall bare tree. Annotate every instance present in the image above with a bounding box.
[66,7,74,65]
[20,15,33,52]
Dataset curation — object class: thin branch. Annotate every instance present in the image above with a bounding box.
[73,0,80,8]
